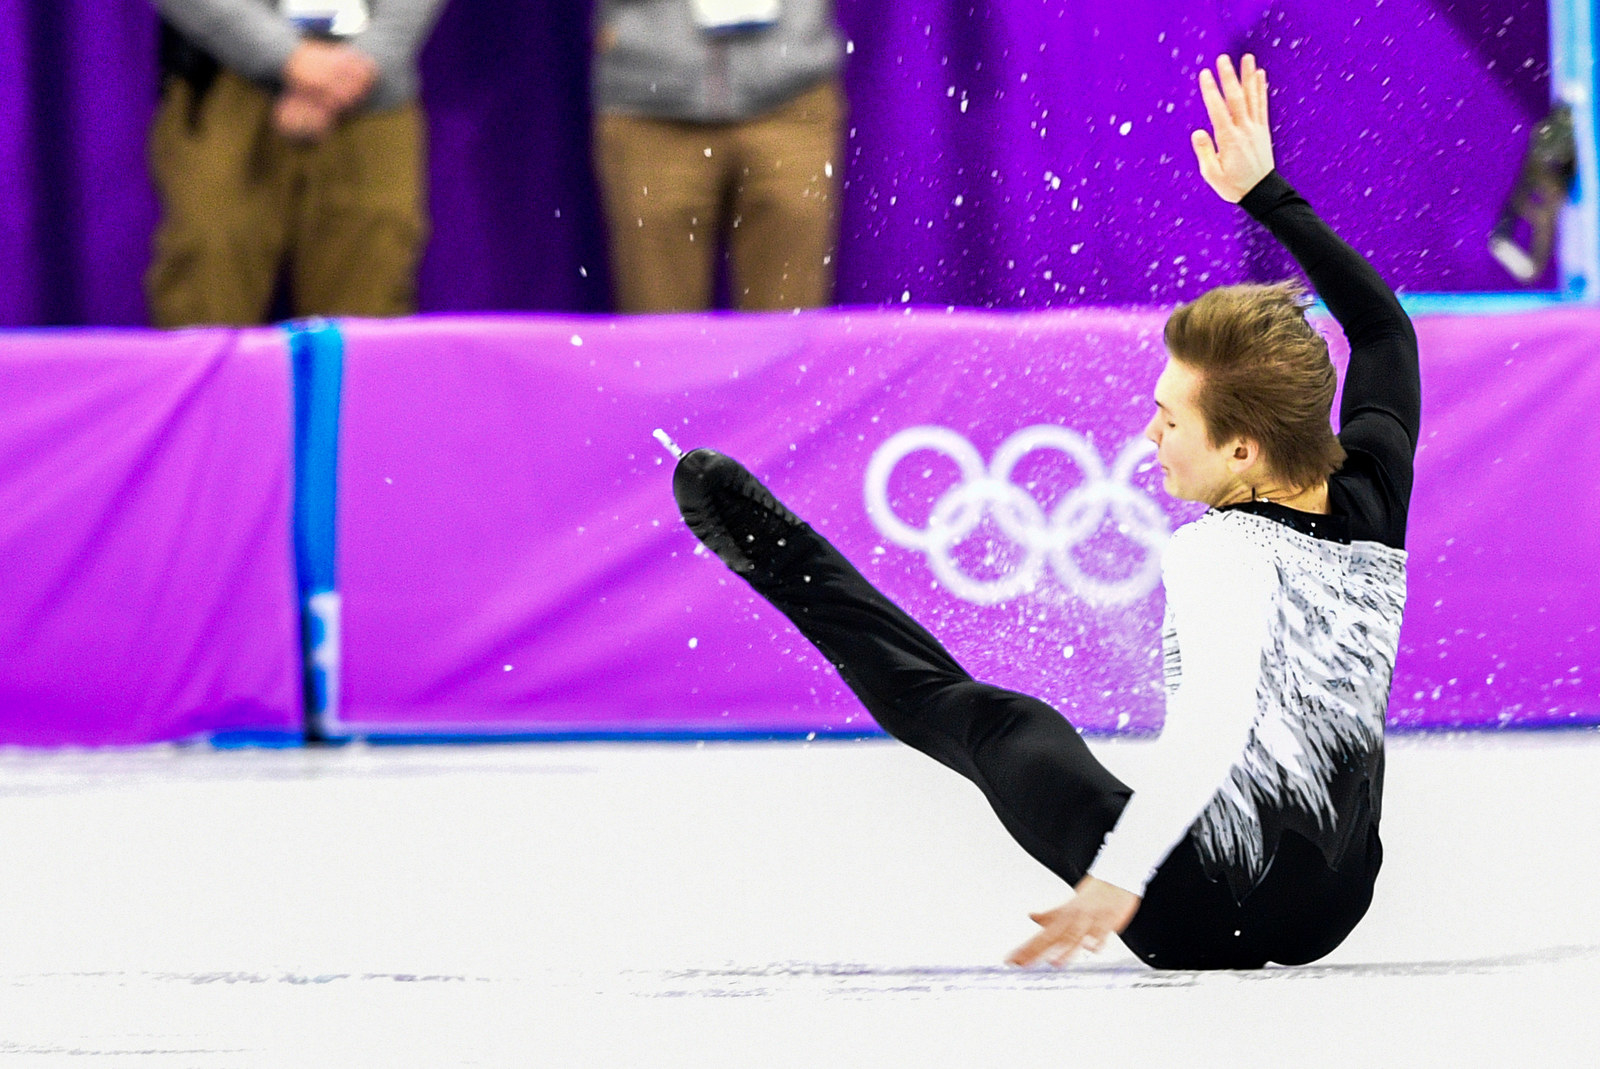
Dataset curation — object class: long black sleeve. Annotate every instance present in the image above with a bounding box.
[1239,171,1422,548]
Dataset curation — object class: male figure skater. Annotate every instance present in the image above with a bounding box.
[671,55,1419,970]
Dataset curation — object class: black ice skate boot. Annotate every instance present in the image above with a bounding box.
[672,449,819,589]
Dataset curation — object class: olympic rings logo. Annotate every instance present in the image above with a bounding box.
[863,425,1169,607]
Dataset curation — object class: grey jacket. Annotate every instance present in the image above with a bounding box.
[593,0,842,122]
[153,0,447,111]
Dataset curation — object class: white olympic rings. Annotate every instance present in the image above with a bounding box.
[863,425,1170,607]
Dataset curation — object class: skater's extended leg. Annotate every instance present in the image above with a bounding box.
[673,449,1131,883]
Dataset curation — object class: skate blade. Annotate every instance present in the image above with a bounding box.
[652,428,686,460]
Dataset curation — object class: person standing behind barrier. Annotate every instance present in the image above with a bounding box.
[592,1,845,313]
[146,0,448,327]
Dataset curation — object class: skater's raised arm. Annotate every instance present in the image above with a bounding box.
[1197,53,1421,541]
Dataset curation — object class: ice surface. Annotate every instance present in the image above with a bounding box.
[0,732,1596,1066]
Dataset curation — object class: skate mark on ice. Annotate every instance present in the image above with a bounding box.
[633,944,1600,997]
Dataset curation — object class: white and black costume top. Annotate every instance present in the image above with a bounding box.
[1089,171,1421,902]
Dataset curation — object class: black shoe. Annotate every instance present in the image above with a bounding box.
[672,449,812,583]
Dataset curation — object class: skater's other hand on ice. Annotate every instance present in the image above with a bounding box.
[1007,875,1140,968]
[1191,54,1274,203]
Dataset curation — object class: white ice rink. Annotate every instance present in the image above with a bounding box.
[2,730,1597,1067]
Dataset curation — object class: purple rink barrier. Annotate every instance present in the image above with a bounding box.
[333,311,1185,736]
[1396,307,1600,729]
[0,329,302,743]
[334,309,1598,737]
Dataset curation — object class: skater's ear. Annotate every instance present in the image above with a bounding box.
[1225,435,1263,477]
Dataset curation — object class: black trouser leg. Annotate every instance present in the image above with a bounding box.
[747,522,1132,887]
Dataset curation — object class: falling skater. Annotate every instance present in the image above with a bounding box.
[670,55,1419,969]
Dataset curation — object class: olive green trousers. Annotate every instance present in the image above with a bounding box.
[594,79,843,313]
[147,71,427,328]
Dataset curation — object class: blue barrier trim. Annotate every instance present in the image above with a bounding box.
[1550,0,1600,297]
[286,319,345,739]
[208,730,310,750]
[1302,292,1574,318]
[197,720,1599,748]
[289,320,343,598]
[355,729,890,745]
[1393,291,1574,315]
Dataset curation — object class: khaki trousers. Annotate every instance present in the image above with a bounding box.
[146,71,428,328]
[595,79,844,313]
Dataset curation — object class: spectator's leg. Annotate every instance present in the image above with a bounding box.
[727,79,844,311]
[291,103,428,319]
[594,113,727,313]
[145,72,290,328]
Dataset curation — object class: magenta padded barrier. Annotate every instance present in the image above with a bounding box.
[333,309,1599,736]
[1395,307,1600,728]
[0,329,301,743]
[333,311,1189,735]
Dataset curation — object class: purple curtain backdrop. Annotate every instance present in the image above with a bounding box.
[0,0,1557,327]
[330,308,1598,738]
[0,328,301,743]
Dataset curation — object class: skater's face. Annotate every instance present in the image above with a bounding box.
[1145,358,1259,506]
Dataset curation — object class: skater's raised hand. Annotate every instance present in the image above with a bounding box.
[1007,875,1140,968]
[1192,54,1275,203]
